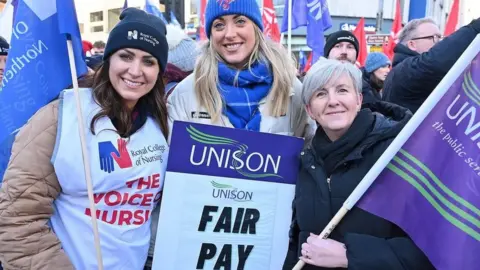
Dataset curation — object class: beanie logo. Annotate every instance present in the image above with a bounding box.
[337,36,355,42]
[128,30,138,40]
[217,0,236,10]
[0,47,8,54]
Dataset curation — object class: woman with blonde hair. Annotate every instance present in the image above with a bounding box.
[167,0,314,139]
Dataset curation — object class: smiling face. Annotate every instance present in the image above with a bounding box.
[108,48,160,109]
[210,14,256,69]
[306,74,362,141]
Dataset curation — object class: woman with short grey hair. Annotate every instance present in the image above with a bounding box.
[283,59,434,269]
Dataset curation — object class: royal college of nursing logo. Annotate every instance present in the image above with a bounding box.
[127,30,138,40]
[98,139,133,173]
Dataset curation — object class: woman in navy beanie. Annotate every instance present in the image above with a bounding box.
[361,52,391,104]
[0,8,170,270]
[167,0,315,141]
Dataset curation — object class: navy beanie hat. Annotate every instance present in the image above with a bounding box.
[365,52,391,73]
[0,36,9,55]
[104,8,169,73]
[324,30,359,58]
[205,0,263,38]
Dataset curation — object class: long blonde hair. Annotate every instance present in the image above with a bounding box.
[194,24,297,122]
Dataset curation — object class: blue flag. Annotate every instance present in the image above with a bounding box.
[298,49,306,73]
[281,0,332,62]
[144,0,167,24]
[0,0,87,180]
[170,11,181,27]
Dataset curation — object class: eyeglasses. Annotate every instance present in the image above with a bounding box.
[411,34,443,43]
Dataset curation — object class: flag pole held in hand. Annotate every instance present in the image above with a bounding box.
[66,37,104,270]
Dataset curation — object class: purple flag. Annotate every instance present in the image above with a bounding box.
[358,52,480,269]
[281,0,332,62]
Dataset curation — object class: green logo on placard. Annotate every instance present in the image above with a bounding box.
[210,181,253,202]
[187,125,282,179]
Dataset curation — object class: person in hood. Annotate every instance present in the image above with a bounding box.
[0,36,9,89]
[324,30,359,65]
[0,8,169,270]
[361,52,391,104]
[383,17,480,113]
[282,59,434,270]
[167,0,315,142]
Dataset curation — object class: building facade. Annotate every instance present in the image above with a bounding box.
[75,0,477,51]
[408,0,473,32]
[75,0,162,43]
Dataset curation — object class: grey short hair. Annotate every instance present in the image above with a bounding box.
[301,58,362,105]
[398,18,437,44]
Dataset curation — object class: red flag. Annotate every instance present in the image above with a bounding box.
[352,17,368,67]
[262,0,281,42]
[444,0,459,36]
[198,0,207,41]
[383,0,402,60]
[304,52,313,72]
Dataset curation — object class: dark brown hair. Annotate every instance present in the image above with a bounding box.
[88,59,169,139]
[369,73,385,92]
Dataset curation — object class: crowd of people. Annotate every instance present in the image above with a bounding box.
[0,0,479,269]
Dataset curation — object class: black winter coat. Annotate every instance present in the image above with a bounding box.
[382,18,480,113]
[283,102,435,270]
[361,68,382,105]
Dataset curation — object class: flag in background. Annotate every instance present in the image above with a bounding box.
[352,17,367,67]
[262,0,281,42]
[298,49,306,73]
[444,0,459,37]
[281,0,332,63]
[145,0,167,24]
[197,0,207,41]
[358,47,480,270]
[0,0,87,180]
[304,51,313,72]
[122,0,128,11]
[170,10,181,26]
[383,0,402,60]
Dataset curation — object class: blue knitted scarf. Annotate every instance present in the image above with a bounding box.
[217,62,273,131]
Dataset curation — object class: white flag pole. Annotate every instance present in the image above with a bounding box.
[66,39,104,270]
[293,34,480,270]
[287,0,292,56]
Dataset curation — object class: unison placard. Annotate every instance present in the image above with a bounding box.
[152,122,304,269]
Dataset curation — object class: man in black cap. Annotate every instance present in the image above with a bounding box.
[324,30,359,64]
[0,36,9,88]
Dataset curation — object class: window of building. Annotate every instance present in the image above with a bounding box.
[90,11,103,22]
[108,8,122,31]
[91,25,104,33]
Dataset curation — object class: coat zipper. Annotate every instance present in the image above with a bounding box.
[327,176,331,191]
